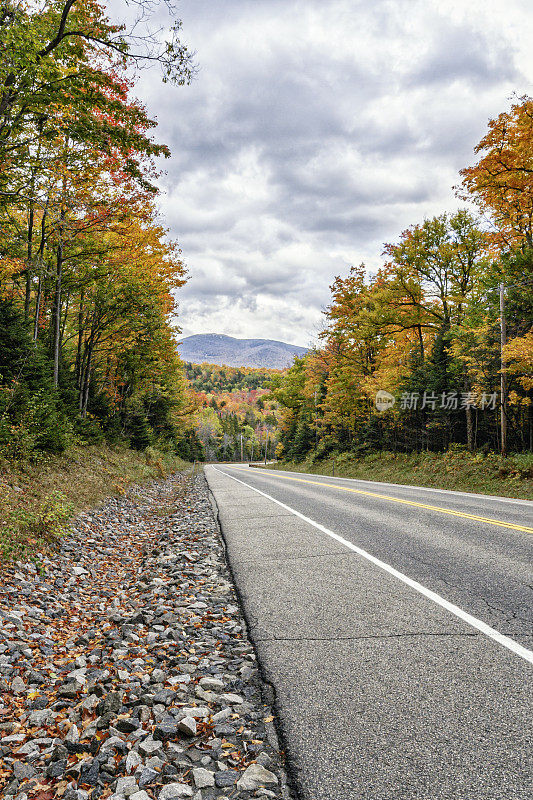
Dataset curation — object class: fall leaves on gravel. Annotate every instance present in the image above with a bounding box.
[0,473,287,800]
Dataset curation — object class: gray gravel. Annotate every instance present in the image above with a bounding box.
[0,471,290,800]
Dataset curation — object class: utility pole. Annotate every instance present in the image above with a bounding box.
[500,282,507,458]
[314,388,318,449]
[264,431,268,465]
[240,433,243,462]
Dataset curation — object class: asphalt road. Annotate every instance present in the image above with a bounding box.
[205,464,533,800]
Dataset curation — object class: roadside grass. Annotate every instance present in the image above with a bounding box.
[265,449,533,501]
[0,444,193,563]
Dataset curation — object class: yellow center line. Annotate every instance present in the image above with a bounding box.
[228,467,533,534]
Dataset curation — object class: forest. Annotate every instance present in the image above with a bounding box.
[186,364,280,462]
[0,0,203,463]
[271,97,533,467]
[185,363,280,393]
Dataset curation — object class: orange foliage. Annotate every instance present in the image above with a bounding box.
[460,96,533,249]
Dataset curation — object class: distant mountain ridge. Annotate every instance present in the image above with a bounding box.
[178,333,307,369]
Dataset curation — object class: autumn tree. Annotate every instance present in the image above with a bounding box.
[460,97,533,450]
[460,95,533,250]
[0,0,193,164]
[0,1,198,460]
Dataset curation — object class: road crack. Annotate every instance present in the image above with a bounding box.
[254,631,480,643]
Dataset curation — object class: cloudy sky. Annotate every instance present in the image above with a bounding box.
[125,0,533,346]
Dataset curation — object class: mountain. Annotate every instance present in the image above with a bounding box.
[178,333,307,369]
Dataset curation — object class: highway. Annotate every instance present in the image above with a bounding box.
[205,464,533,800]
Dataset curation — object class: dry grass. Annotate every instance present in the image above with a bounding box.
[267,449,533,500]
[0,444,192,562]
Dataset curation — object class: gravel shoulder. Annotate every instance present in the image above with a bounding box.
[0,471,291,800]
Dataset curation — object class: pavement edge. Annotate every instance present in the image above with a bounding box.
[205,470,302,800]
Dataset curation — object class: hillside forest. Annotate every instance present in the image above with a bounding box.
[271,97,533,466]
[185,364,281,462]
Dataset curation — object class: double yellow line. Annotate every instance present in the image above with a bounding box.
[234,468,533,534]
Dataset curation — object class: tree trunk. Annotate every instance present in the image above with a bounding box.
[24,147,41,321]
[500,283,507,457]
[75,288,85,388]
[417,324,424,363]
[465,403,474,452]
[79,344,88,412]
[52,237,63,388]
[528,392,533,452]
[81,341,93,418]
[33,275,42,342]
[33,204,48,341]
[24,202,34,322]
[52,147,68,388]
[463,373,474,452]
[60,291,70,344]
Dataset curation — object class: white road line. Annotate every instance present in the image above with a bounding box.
[212,466,533,665]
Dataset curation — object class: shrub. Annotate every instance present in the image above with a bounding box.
[74,416,106,445]
[0,300,73,458]
[0,488,73,561]
[128,411,152,450]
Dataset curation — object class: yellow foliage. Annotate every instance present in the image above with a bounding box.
[504,331,533,395]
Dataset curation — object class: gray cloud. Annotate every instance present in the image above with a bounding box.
[407,17,520,88]
[118,0,532,343]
